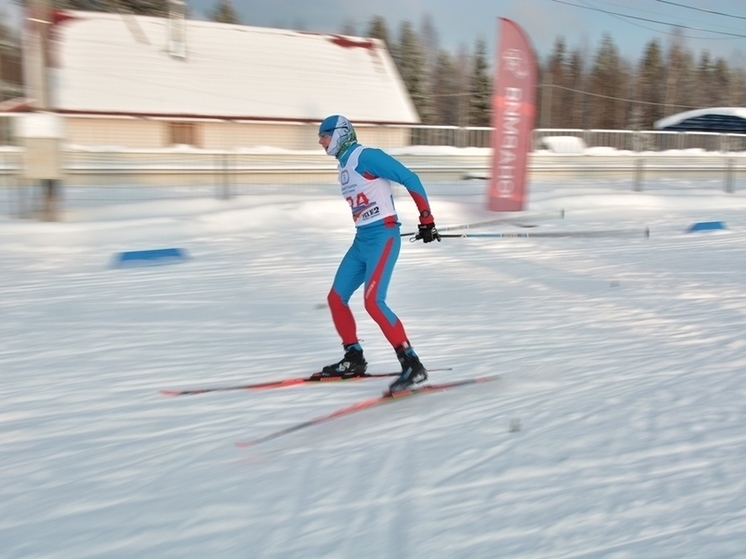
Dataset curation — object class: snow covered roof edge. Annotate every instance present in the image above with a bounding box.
[50,10,420,124]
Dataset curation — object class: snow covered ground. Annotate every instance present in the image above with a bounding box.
[1,178,746,558]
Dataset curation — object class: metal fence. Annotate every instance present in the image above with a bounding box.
[2,127,746,219]
[532,128,746,153]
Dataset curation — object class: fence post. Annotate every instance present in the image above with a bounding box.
[633,131,642,152]
[634,158,644,191]
[217,152,231,200]
[725,158,734,193]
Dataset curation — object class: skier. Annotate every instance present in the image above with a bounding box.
[313,115,440,393]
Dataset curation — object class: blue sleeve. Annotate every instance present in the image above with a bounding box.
[356,148,431,213]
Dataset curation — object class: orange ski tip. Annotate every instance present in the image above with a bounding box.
[251,378,306,390]
[384,388,415,398]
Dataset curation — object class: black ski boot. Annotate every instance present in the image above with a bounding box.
[312,344,368,380]
[388,344,428,394]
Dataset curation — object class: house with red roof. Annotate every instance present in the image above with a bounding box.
[19,10,418,149]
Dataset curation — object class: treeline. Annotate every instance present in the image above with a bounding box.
[543,32,746,130]
[367,20,746,130]
[5,1,746,130]
[0,7,23,103]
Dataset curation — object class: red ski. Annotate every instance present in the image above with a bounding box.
[160,368,453,397]
[235,375,498,448]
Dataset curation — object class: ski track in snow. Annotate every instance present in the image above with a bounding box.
[2,180,746,557]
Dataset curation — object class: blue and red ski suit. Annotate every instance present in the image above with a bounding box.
[328,142,434,349]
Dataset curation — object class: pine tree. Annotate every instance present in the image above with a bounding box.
[636,39,665,127]
[366,16,391,52]
[544,37,568,128]
[419,13,439,76]
[209,0,241,24]
[730,68,746,107]
[431,50,460,126]
[52,0,114,10]
[662,30,692,115]
[0,8,23,103]
[419,13,440,125]
[393,21,430,123]
[692,51,715,108]
[711,58,730,106]
[567,48,586,129]
[673,49,697,110]
[454,45,473,129]
[468,38,491,127]
[339,19,356,36]
[589,34,626,128]
[47,0,168,16]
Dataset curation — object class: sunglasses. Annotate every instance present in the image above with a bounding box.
[318,126,346,138]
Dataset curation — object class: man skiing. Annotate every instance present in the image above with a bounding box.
[313,115,440,393]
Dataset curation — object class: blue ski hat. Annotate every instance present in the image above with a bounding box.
[318,114,357,157]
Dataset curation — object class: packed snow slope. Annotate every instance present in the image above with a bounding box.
[1,178,746,558]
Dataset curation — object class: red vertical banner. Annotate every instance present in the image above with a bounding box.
[487,18,537,212]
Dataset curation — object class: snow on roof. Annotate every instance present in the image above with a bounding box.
[654,107,746,130]
[53,11,419,124]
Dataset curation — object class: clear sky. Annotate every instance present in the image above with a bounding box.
[2,0,746,67]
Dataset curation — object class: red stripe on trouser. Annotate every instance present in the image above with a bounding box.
[364,238,408,348]
[328,289,358,346]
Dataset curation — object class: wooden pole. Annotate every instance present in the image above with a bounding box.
[27,0,60,221]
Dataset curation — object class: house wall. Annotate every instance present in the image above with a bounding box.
[201,121,318,150]
[59,117,413,151]
[65,117,166,148]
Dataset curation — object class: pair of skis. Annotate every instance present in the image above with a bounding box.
[159,371,407,397]
[161,369,497,447]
